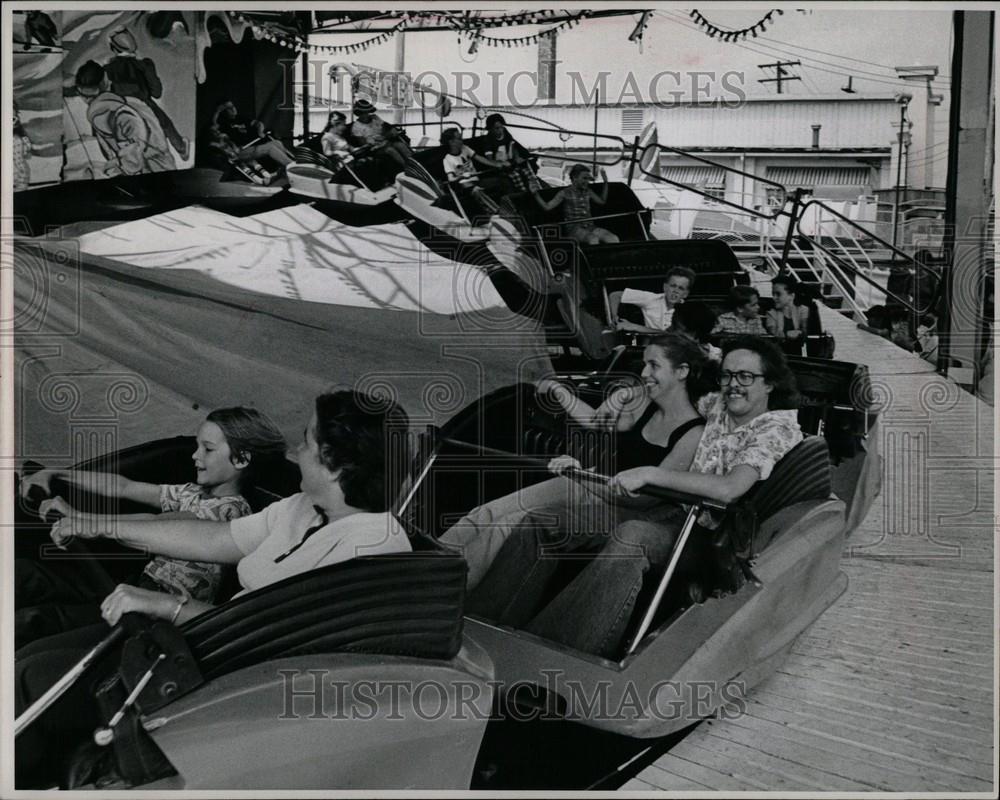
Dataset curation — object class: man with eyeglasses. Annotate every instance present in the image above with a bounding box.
[611,336,802,523]
[497,336,804,658]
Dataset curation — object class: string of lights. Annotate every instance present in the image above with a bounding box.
[227,10,605,56]
[689,9,784,43]
[460,10,592,51]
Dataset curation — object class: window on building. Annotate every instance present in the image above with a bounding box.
[765,186,799,208]
[705,183,726,201]
[621,109,644,136]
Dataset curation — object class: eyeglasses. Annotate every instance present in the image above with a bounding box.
[274,506,329,563]
[719,370,766,387]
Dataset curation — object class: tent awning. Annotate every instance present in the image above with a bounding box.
[766,166,872,187]
[660,166,726,185]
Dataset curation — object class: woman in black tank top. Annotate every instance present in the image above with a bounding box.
[465,334,708,638]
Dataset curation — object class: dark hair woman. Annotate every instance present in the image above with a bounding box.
[15,391,412,786]
[466,335,803,658]
[765,275,821,355]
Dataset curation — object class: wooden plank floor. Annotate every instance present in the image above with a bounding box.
[627,306,996,793]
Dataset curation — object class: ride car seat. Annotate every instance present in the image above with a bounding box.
[629,435,833,646]
[182,551,468,680]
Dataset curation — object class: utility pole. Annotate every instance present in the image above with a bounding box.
[891,94,912,262]
[940,10,994,390]
[393,27,406,126]
[758,61,801,94]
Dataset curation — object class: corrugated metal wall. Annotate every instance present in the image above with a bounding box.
[304,97,899,152]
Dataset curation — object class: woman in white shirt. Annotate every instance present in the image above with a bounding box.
[44,390,412,626]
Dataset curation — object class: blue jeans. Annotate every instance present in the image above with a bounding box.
[466,502,684,658]
[439,477,585,590]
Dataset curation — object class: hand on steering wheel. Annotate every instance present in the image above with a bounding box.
[20,469,55,501]
[46,500,97,548]
[609,466,653,497]
[548,455,583,476]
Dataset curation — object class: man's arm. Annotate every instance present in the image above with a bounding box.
[613,463,760,504]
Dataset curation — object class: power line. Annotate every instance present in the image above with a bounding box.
[906,140,949,158]
[758,34,951,83]
[748,34,951,86]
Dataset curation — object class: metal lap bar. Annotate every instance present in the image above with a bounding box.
[446,183,475,225]
[626,503,704,655]
[343,162,376,193]
[440,438,552,470]
[396,451,438,518]
[535,210,648,230]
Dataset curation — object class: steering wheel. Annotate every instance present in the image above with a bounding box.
[19,477,117,595]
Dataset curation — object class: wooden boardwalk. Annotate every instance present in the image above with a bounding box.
[627,307,996,793]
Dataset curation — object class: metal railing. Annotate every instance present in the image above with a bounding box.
[785,198,943,328]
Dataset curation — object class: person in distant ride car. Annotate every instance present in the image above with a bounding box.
[471,112,540,197]
[713,286,767,336]
[532,164,618,246]
[611,266,696,334]
[347,98,412,172]
[441,127,500,220]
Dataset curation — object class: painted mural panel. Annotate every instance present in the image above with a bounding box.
[12,9,197,186]
[12,11,64,188]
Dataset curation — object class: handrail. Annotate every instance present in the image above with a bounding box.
[793,198,942,317]
[498,120,632,168]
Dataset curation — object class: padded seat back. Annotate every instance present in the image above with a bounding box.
[582,239,744,303]
[738,435,832,553]
[183,552,467,681]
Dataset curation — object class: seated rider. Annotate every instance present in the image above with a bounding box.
[467,336,802,658]
[347,98,412,180]
[320,111,359,167]
[713,286,767,336]
[471,112,541,198]
[765,274,819,356]
[15,390,412,787]
[611,266,696,334]
[440,127,500,221]
[206,123,276,184]
[532,164,619,246]
[15,407,286,648]
[441,334,708,593]
[671,301,722,362]
[210,100,295,178]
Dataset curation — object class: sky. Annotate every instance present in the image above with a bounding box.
[309,6,955,109]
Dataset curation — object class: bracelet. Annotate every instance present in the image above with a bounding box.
[169,593,189,625]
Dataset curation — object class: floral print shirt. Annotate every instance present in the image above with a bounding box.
[690,392,802,527]
[141,483,251,602]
